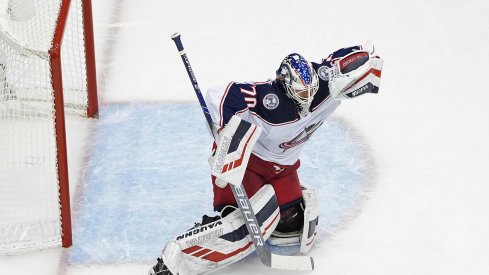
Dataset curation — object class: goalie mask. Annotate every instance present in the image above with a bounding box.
[276,53,319,116]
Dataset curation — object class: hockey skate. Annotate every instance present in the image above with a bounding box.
[149,257,171,275]
[148,211,229,275]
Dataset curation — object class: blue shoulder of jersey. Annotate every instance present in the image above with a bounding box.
[311,60,334,109]
[222,72,336,126]
[222,81,299,125]
[329,45,362,60]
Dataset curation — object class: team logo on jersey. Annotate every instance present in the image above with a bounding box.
[318,66,330,81]
[263,93,279,110]
[279,120,324,151]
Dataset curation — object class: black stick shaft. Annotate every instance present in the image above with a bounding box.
[171,33,217,140]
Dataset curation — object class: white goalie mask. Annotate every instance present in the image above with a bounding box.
[276,53,319,116]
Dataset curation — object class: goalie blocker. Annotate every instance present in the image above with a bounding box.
[210,115,262,188]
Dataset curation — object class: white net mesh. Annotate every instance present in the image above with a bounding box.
[0,0,92,254]
[0,0,89,114]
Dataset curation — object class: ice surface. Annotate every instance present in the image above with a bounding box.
[66,103,369,264]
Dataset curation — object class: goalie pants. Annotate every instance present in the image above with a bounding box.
[212,153,303,211]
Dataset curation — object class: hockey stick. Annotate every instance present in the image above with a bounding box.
[171,33,314,271]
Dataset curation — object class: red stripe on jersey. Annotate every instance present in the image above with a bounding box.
[249,110,300,126]
[311,94,331,112]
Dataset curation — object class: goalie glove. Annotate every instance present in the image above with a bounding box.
[326,43,383,100]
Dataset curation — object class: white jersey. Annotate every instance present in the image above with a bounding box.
[203,45,376,165]
[205,77,340,166]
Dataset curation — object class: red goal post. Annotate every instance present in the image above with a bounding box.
[0,0,98,254]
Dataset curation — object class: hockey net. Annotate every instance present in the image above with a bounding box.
[0,0,97,254]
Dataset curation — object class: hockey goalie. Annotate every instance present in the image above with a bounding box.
[150,43,383,275]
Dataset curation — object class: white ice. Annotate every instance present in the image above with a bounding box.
[1,0,489,274]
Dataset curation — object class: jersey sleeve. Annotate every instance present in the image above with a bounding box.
[205,82,248,129]
[310,45,363,102]
[323,45,362,62]
[311,46,357,77]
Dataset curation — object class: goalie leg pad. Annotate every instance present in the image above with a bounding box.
[299,186,319,253]
[162,184,280,275]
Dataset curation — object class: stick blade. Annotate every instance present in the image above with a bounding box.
[270,254,314,271]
